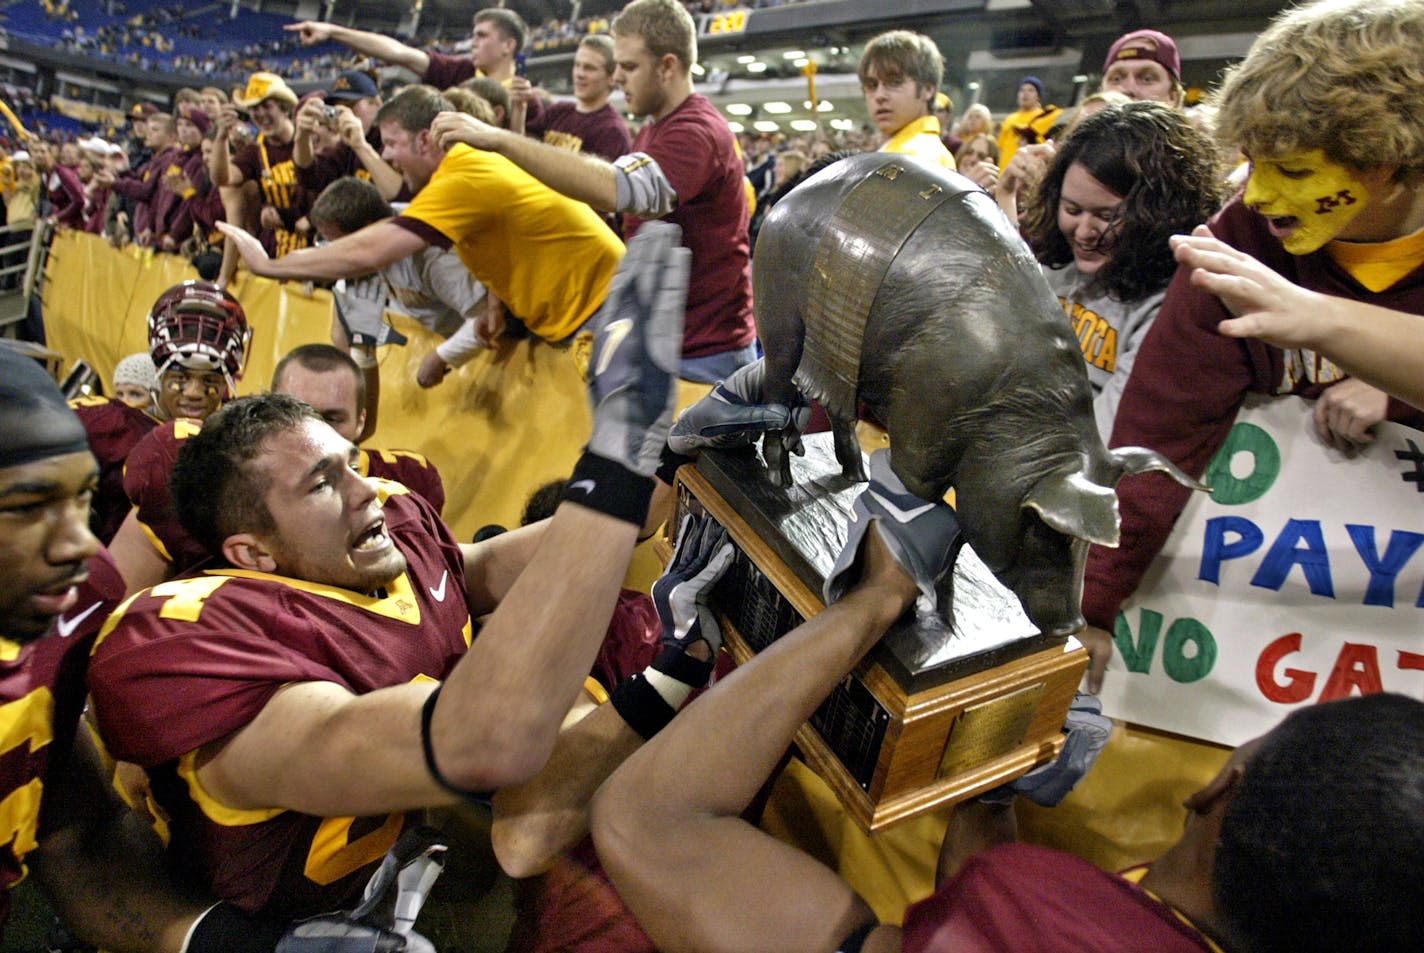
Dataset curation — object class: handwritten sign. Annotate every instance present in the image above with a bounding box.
[1098,395,1424,746]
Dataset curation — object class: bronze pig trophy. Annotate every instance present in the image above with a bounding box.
[753,154,1203,638]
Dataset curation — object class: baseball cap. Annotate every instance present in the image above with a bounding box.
[326,69,379,103]
[10,150,30,163]
[1103,29,1181,83]
[130,102,159,119]
[232,72,300,110]
[177,107,211,136]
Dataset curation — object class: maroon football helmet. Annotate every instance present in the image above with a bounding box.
[147,281,252,396]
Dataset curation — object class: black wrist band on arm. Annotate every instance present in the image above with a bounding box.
[182,902,287,953]
[420,686,494,806]
[561,451,654,526]
[836,921,879,953]
[609,673,678,740]
[650,645,714,688]
[655,444,694,487]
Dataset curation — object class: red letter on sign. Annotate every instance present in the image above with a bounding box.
[1318,643,1384,702]
[1255,633,1316,704]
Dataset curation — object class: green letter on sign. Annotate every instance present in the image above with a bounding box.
[1114,609,1161,674]
[1162,618,1217,683]
[1203,422,1279,505]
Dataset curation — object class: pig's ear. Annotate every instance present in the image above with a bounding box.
[1110,446,1210,492]
[1022,468,1120,547]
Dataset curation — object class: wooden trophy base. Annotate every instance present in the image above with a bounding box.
[665,435,1088,831]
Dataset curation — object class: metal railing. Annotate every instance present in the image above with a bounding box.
[0,219,50,333]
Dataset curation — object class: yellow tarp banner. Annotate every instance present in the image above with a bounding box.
[41,230,594,539]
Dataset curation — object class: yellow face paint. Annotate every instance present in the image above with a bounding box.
[1244,149,1372,255]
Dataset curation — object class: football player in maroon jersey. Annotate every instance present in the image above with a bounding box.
[0,347,430,953]
[73,281,252,546]
[109,340,449,598]
[87,224,706,926]
[103,283,253,591]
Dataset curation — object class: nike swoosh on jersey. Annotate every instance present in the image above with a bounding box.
[429,570,449,602]
[56,601,103,638]
[595,319,633,377]
[567,479,596,495]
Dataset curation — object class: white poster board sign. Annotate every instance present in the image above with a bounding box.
[1097,395,1424,746]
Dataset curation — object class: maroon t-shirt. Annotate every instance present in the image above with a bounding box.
[232,134,310,257]
[360,447,446,517]
[625,94,755,358]
[111,145,182,240]
[422,52,545,127]
[44,164,85,229]
[83,184,111,234]
[507,839,655,953]
[422,50,477,88]
[902,844,1214,952]
[165,146,216,244]
[295,128,412,204]
[527,101,632,162]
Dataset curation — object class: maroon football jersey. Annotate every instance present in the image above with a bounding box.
[591,590,658,692]
[508,839,655,953]
[87,486,471,916]
[69,396,158,544]
[359,448,445,517]
[123,418,208,573]
[901,843,1214,952]
[0,548,125,929]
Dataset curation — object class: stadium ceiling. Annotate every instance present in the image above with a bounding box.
[326,0,1291,38]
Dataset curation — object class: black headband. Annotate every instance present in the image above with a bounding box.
[0,348,92,469]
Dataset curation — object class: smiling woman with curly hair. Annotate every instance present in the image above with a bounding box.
[1019,100,1224,437]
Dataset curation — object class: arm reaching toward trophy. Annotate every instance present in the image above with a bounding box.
[592,454,959,953]
[1173,226,1424,410]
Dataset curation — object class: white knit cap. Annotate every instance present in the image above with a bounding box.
[112,351,157,390]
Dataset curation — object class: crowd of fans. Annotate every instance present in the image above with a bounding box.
[1,0,1423,952]
[13,0,827,79]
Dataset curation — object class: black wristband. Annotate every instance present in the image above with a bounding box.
[561,451,654,526]
[655,444,694,487]
[609,673,678,741]
[650,645,714,688]
[836,921,879,953]
[184,902,287,953]
[420,687,494,806]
